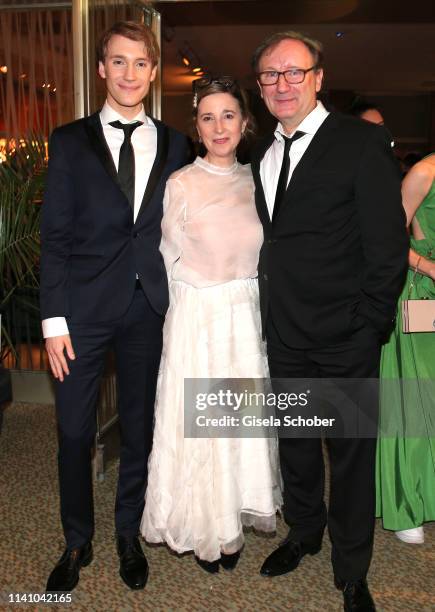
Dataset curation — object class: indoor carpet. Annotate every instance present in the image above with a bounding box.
[0,403,434,612]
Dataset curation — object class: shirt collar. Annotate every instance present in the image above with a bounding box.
[274,100,329,142]
[100,100,152,127]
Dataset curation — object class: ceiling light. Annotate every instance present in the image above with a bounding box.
[179,41,202,72]
[0,65,7,74]
[192,67,202,74]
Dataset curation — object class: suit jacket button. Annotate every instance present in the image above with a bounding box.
[133,231,139,238]
[263,273,268,281]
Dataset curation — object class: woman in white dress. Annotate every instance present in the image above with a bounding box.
[141,77,281,573]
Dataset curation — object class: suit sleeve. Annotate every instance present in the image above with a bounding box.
[39,129,74,320]
[355,126,409,338]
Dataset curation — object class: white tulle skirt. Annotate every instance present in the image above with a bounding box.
[140,278,282,562]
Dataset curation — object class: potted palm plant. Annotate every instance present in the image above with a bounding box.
[0,137,47,371]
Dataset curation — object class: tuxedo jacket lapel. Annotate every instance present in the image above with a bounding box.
[284,113,339,199]
[136,120,169,222]
[252,133,275,229]
[84,113,169,222]
[255,113,341,226]
[84,113,119,187]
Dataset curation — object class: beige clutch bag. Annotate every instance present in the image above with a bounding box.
[402,299,435,333]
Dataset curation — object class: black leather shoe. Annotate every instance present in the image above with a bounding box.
[117,535,149,590]
[46,542,93,592]
[220,551,240,571]
[335,577,376,611]
[195,555,220,574]
[260,536,321,577]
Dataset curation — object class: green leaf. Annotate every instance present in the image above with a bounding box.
[0,134,46,364]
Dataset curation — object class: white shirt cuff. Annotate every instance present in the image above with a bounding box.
[42,317,70,338]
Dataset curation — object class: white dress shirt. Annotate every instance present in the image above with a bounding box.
[42,101,157,338]
[260,101,329,219]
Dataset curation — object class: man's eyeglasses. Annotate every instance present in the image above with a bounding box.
[257,66,318,86]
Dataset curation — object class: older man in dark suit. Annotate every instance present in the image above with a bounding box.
[250,31,408,611]
[40,21,188,592]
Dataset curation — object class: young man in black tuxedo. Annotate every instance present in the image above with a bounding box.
[250,32,408,611]
[40,21,188,591]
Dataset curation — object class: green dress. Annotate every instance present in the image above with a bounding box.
[376,172,435,530]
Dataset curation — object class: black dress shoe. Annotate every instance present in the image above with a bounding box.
[220,551,240,571]
[195,555,220,574]
[46,542,93,592]
[335,577,376,611]
[260,536,321,577]
[117,535,149,590]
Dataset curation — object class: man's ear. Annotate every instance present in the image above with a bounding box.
[315,68,323,93]
[150,64,158,83]
[98,61,106,80]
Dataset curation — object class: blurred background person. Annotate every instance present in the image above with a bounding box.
[349,98,385,126]
[376,153,435,544]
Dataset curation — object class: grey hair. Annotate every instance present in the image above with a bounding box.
[252,30,323,73]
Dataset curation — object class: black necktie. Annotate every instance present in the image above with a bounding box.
[272,130,304,221]
[109,120,143,210]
